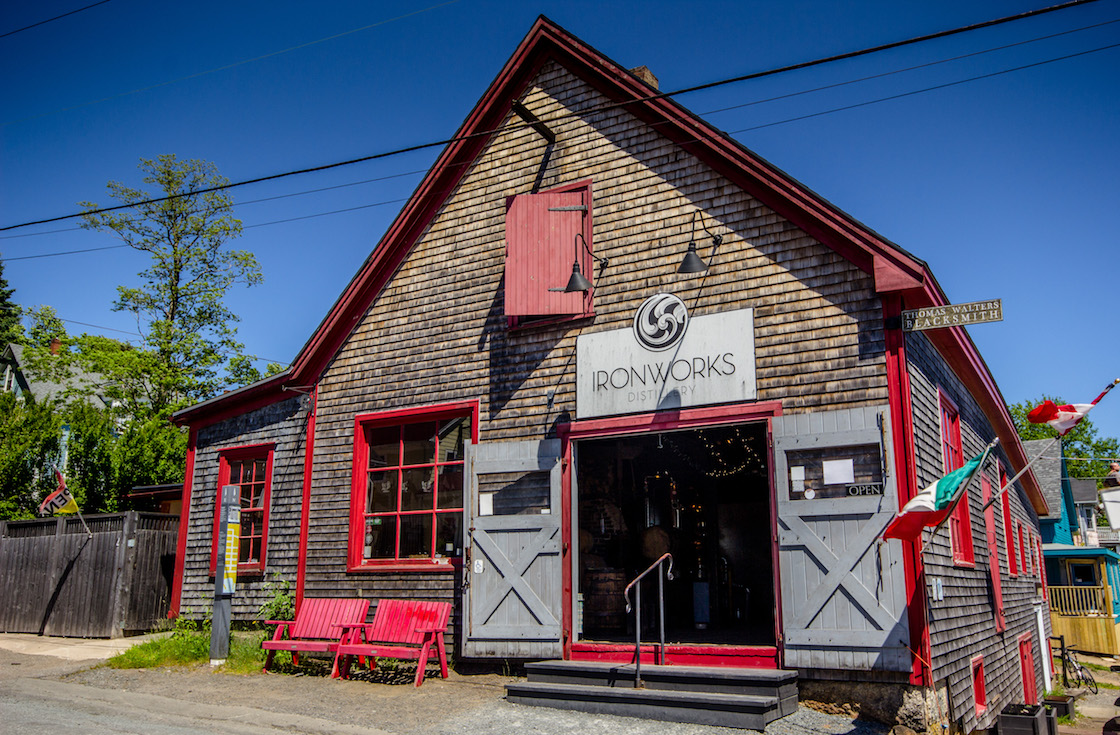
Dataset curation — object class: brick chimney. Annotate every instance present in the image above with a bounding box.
[629,65,658,90]
[50,338,61,355]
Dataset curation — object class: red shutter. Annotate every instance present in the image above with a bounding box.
[983,475,1005,631]
[505,188,590,317]
[1019,634,1038,705]
[1002,468,1018,576]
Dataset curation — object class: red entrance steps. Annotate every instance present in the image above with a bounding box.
[505,660,798,730]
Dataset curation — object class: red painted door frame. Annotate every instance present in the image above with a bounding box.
[558,400,784,667]
[883,294,929,686]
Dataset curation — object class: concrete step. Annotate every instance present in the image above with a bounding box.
[525,659,797,698]
[506,680,793,730]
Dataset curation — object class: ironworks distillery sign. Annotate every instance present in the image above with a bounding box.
[576,293,757,419]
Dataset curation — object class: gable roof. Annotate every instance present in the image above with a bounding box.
[1024,438,1063,519]
[3,342,115,409]
[170,17,1045,513]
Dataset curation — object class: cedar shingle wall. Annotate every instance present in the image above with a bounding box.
[908,332,1047,732]
[179,396,308,619]
[304,62,888,617]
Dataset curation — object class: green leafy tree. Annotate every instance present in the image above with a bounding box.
[80,155,262,415]
[112,415,188,495]
[0,393,62,519]
[1010,396,1120,487]
[0,257,22,346]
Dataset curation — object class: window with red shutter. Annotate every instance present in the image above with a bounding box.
[972,656,988,716]
[504,181,594,321]
[1002,465,1018,576]
[940,394,974,565]
[982,474,1005,631]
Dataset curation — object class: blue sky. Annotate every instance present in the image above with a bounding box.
[2,0,1118,446]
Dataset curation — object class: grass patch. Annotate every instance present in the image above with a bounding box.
[108,624,276,672]
[109,631,206,668]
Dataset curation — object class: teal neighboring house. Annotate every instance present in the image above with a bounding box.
[1036,438,1120,654]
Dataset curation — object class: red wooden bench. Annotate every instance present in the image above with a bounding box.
[261,597,370,675]
[334,599,452,687]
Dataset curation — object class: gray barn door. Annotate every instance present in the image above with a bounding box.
[774,406,911,671]
[461,438,563,659]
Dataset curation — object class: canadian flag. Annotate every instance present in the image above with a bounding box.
[1027,401,1095,436]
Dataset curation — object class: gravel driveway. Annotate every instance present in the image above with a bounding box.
[23,652,890,735]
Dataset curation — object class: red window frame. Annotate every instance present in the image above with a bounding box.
[971,655,987,717]
[982,474,1005,631]
[209,444,274,575]
[1020,525,1029,574]
[1002,465,1018,576]
[348,400,478,572]
[1037,539,1048,600]
[1019,633,1038,705]
[504,180,595,325]
[940,393,974,565]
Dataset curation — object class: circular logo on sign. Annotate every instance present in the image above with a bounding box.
[633,293,689,351]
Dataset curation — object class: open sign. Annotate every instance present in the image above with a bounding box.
[847,484,883,496]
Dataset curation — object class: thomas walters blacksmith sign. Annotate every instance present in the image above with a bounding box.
[902,299,1003,332]
[576,294,757,419]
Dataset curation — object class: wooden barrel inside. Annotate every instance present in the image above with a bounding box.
[583,568,627,635]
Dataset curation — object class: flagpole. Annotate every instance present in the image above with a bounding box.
[978,436,1058,514]
[72,503,93,539]
[980,377,1120,514]
[920,438,1000,553]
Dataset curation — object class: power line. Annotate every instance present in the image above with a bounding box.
[0,168,431,241]
[8,14,1115,244]
[0,0,1100,233]
[698,16,1120,119]
[10,312,292,366]
[6,37,1116,261]
[2,1,459,127]
[728,42,1120,135]
[3,244,130,261]
[0,0,113,39]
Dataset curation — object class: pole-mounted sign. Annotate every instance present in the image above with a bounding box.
[210,484,240,665]
[902,299,1002,332]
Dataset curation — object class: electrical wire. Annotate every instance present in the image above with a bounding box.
[727,41,1120,135]
[0,0,113,39]
[9,312,292,366]
[6,36,1117,260]
[0,0,1102,233]
[2,1,460,127]
[697,16,1120,119]
[9,15,1117,244]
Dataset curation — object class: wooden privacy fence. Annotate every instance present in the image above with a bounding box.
[0,512,178,638]
[1050,585,1110,617]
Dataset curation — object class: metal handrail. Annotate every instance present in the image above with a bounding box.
[623,552,674,688]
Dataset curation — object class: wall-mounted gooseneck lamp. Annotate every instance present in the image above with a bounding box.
[555,233,609,293]
[678,211,724,274]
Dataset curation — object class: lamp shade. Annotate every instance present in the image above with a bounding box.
[678,241,707,273]
[563,261,593,292]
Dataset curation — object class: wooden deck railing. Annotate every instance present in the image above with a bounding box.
[1050,585,1110,617]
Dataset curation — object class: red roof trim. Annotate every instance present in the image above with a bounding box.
[169,18,1042,511]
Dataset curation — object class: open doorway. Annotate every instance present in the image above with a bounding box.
[575,422,774,646]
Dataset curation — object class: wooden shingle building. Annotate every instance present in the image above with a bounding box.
[171,18,1052,732]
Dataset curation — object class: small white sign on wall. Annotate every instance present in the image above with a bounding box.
[576,296,756,419]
